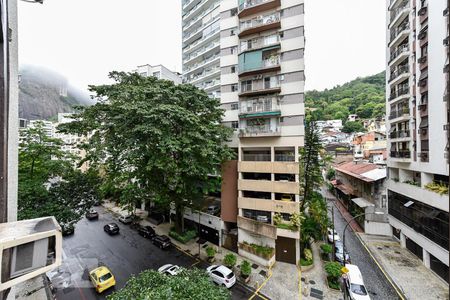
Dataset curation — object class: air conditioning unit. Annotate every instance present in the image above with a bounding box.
[0,217,62,291]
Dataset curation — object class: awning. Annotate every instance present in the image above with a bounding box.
[351,197,375,208]
[335,184,354,195]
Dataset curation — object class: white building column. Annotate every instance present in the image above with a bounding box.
[423,249,431,269]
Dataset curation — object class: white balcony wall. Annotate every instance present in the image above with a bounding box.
[281,14,304,31]
[280,58,304,73]
[281,38,304,53]
[281,81,304,95]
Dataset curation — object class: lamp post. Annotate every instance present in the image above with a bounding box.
[342,211,385,265]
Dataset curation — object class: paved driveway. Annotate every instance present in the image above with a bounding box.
[48,206,262,300]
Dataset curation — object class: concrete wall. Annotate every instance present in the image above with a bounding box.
[221,160,238,223]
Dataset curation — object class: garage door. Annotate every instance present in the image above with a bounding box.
[275,237,296,264]
[199,224,220,246]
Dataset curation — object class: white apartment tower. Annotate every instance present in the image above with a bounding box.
[134,64,182,84]
[386,0,449,283]
[183,0,305,266]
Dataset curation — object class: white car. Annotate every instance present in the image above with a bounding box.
[206,265,236,288]
[158,264,181,276]
[343,264,371,300]
[327,228,341,243]
[118,215,133,224]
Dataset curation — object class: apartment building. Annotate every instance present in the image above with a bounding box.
[134,64,182,84]
[386,0,449,283]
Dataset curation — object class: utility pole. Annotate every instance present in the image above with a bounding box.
[331,205,335,262]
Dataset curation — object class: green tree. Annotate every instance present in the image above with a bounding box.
[59,72,234,233]
[18,122,99,229]
[107,268,230,300]
[342,121,365,133]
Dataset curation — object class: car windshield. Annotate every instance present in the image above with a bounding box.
[99,273,112,282]
[350,283,368,295]
[226,272,235,279]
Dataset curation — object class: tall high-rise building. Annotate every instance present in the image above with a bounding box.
[386,0,449,283]
[182,0,305,265]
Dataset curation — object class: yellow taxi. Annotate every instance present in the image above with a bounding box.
[89,266,116,293]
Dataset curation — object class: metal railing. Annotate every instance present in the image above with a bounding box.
[240,97,279,114]
[275,154,295,162]
[239,0,273,11]
[240,125,280,135]
[184,53,220,73]
[389,65,409,81]
[263,56,280,68]
[240,13,280,32]
[389,107,409,119]
[242,154,271,161]
[390,150,411,158]
[240,35,280,52]
[389,85,409,101]
[390,22,410,42]
[390,0,409,23]
[389,130,410,139]
[389,44,409,63]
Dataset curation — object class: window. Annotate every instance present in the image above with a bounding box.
[280,117,284,123]
[241,80,252,92]
[231,46,238,54]
[231,121,239,129]
[231,8,238,16]
[231,66,236,73]
[231,84,238,92]
[231,29,235,36]
[140,72,147,77]
[153,71,160,78]
[231,103,238,110]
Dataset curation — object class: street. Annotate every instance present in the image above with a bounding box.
[48,206,263,300]
[321,188,400,300]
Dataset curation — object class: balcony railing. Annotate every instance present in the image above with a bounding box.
[240,13,280,32]
[240,35,280,53]
[184,53,219,73]
[242,154,271,161]
[239,0,273,11]
[390,22,410,42]
[389,85,409,101]
[239,125,281,137]
[390,0,409,23]
[390,130,410,139]
[196,79,220,90]
[184,40,220,63]
[389,65,409,81]
[240,77,281,94]
[389,107,409,119]
[275,154,295,162]
[389,44,409,63]
[186,67,220,83]
[239,97,280,115]
[390,150,411,158]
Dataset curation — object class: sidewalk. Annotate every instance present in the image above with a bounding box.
[360,234,449,300]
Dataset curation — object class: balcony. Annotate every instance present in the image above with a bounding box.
[239,97,281,118]
[238,0,281,18]
[238,179,299,194]
[239,13,281,38]
[389,22,409,47]
[240,34,280,54]
[389,107,409,120]
[389,85,409,102]
[389,64,409,84]
[239,125,281,138]
[238,197,299,214]
[239,76,281,96]
[389,0,409,28]
[389,44,409,66]
[390,150,411,159]
[239,53,281,77]
[389,130,410,139]
[186,67,220,85]
[184,53,220,74]
[237,215,276,239]
[238,161,299,174]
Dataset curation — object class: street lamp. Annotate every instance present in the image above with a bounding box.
[341,211,385,265]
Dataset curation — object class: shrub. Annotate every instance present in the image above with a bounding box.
[324,262,342,281]
[289,212,302,230]
[403,180,420,187]
[169,229,197,244]
[425,182,449,195]
[320,243,333,254]
[240,260,252,277]
[206,246,216,258]
[304,248,313,262]
[299,258,313,266]
[223,253,237,268]
[326,168,335,180]
[273,213,282,225]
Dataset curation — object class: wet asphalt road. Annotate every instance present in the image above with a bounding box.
[321,187,400,300]
[48,206,263,300]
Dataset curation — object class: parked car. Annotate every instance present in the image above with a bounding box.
[207,205,220,216]
[343,264,371,300]
[137,225,156,239]
[280,194,293,201]
[327,227,341,243]
[86,209,99,220]
[61,223,75,236]
[206,265,236,288]
[89,266,116,293]
[118,215,133,224]
[158,264,181,276]
[152,235,171,249]
[334,240,350,263]
[104,223,120,235]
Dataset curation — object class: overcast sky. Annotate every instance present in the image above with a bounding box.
[18,0,386,92]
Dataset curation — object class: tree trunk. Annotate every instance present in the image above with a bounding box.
[174,201,185,234]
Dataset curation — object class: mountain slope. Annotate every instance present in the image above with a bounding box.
[306,72,386,121]
[19,65,92,120]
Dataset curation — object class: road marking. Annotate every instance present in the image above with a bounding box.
[355,232,406,300]
[248,263,273,300]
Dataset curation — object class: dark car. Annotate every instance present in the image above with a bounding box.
[137,225,156,239]
[86,209,99,220]
[152,235,171,249]
[334,240,350,263]
[61,223,75,236]
[104,223,120,235]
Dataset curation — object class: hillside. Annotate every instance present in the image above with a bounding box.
[19,65,92,120]
[305,72,386,121]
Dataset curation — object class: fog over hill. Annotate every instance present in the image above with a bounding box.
[19,65,93,120]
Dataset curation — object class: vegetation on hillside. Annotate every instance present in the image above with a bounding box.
[305,72,385,122]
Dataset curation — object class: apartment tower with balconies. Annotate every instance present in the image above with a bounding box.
[386,0,449,283]
[220,0,305,265]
